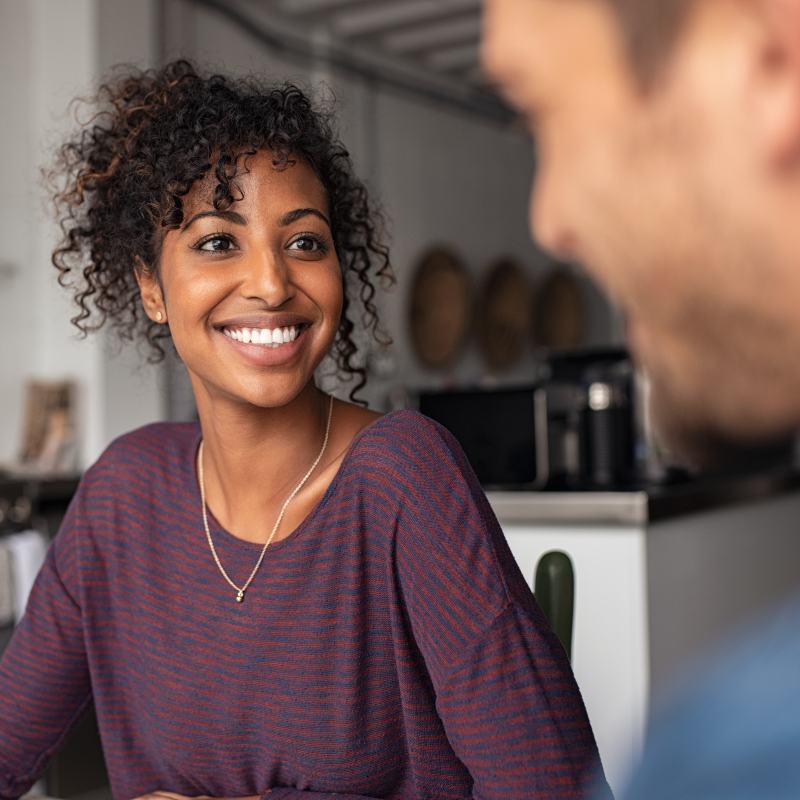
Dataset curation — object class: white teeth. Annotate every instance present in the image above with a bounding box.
[223,324,301,346]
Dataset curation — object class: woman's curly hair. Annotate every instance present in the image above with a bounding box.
[50,59,393,404]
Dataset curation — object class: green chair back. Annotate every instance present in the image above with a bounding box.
[534,550,575,661]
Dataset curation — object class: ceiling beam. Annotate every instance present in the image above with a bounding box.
[381,14,481,54]
[276,0,372,15]
[426,42,481,72]
[332,0,481,38]
[193,0,515,125]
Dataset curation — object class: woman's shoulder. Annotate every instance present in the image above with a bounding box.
[57,423,200,543]
[346,408,479,493]
[100,420,198,461]
[84,421,199,487]
[353,411,520,623]
[351,408,464,462]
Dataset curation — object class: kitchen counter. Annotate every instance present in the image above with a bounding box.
[487,468,800,525]
[489,474,800,796]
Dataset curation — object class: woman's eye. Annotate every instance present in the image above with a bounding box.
[288,235,327,254]
[195,234,235,253]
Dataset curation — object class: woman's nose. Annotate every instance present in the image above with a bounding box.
[240,248,295,307]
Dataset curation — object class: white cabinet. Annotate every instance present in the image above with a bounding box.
[488,487,800,797]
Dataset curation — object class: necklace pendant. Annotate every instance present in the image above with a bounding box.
[236,590,244,603]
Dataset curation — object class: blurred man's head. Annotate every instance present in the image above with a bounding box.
[482,0,800,464]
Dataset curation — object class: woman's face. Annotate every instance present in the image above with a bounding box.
[139,149,343,409]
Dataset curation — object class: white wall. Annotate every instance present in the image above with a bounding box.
[0,0,164,467]
[96,0,166,447]
[373,89,617,392]
[0,0,106,466]
[0,1,36,464]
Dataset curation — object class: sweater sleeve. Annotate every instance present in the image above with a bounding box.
[389,413,610,800]
[435,602,611,800]
[0,482,92,800]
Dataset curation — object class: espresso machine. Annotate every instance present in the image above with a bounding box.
[542,348,637,489]
[418,348,639,490]
[418,346,797,491]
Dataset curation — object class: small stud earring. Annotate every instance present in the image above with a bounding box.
[155,311,163,323]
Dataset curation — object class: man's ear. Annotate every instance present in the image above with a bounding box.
[134,256,167,323]
[750,0,800,168]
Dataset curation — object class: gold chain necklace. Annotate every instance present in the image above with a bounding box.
[197,393,334,604]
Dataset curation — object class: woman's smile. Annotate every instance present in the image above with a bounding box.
[223,323,302,346]
[216,320,312,367]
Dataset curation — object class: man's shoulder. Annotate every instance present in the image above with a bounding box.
[623,592,800,799]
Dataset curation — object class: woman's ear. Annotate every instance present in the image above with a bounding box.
[134,256,167,323]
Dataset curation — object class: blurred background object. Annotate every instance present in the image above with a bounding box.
[408,247,472,371]
[535,267,586,350]
[477,258,532,372]
[16,381,78,475]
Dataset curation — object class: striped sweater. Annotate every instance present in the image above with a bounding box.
[0,410,609,799]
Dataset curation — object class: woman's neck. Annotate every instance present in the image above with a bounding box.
[193,381,333,541]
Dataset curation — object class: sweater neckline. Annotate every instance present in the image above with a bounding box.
[187,409,400,553]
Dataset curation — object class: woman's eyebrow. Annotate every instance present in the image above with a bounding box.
[181,209,247,231]
[279,207,331,228]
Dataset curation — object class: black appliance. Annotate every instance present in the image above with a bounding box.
[418,386,548,488]
[418,346,798,490]
[418,349,638,490]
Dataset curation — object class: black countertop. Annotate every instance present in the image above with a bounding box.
[486,468,800,525]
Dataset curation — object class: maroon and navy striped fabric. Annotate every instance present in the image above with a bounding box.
[0,410,609,799]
